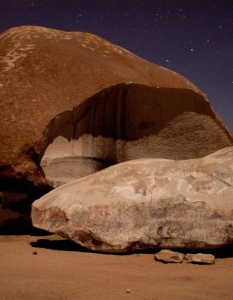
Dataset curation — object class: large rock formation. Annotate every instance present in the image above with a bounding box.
[41,83,233,187]
[0,25,232,232]
[32,147,233,253]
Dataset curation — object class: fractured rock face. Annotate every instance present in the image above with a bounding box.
[1,25,221,232]
[40,84,233,187]
[32,147,233,253]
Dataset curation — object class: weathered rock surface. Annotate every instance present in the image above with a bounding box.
[41,84,233,188]
[154,250,185,263]
[185,253,215,264]
[0,25,214,232]
[32,147,233,253]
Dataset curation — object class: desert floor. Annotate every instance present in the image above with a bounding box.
[0,234,233,300]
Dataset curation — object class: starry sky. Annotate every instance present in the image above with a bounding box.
[1,0,232,133]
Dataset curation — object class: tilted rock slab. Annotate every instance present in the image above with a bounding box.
[185,253,215,264]
[32,147,233,253]
[40,84,233,188]
[3,25,226,232]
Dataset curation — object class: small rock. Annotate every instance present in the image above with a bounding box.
[32,251,38,255]
[185,253,215,264]
[126,289,131,293]
[154,249,184,263]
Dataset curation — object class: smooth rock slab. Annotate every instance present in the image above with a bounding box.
[185,253,215,265]
[32,147,233,253]
[154,250,185,263]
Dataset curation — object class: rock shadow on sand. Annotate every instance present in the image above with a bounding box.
[30,237,233,258]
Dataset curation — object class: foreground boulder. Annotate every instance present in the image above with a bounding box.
[32,147,233,253]
[1,26,232,232]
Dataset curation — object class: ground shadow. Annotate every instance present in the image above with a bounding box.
[30,238,233,258]
[30,238,138,255]
[181,244,233,259]
[30,238,92,253]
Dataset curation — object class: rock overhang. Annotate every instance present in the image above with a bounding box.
[39,83,233,187]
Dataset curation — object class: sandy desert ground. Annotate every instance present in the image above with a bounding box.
[0,234,233,300]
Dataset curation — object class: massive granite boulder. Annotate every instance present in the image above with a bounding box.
[41,83,233,187]
[32,147,233,253]
[0,25,232,232]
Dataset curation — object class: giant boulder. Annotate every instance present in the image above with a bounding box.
[32,147,233,253]
[0,25,232,232]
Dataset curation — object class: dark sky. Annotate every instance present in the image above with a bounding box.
[1,0,232,133]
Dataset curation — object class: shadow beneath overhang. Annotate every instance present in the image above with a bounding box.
[30,237,233,258]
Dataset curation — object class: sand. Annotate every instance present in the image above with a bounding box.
[0,234,233,300]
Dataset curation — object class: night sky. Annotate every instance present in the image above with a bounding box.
[1,0,232,133]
